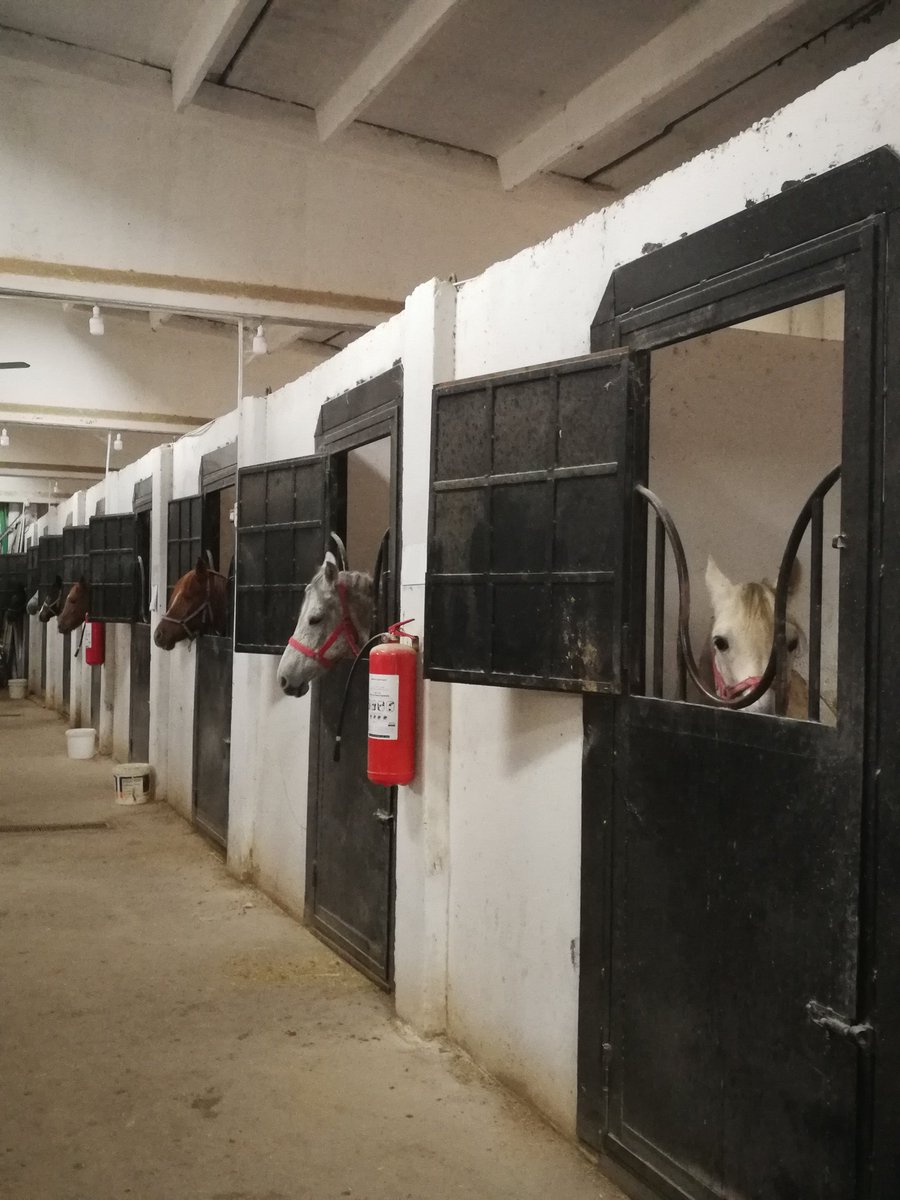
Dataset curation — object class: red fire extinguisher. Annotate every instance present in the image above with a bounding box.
[367,619,418,786]
[84,618,105,667]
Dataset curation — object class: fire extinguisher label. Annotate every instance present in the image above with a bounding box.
[368,673,399,740]
[84,624,92,650]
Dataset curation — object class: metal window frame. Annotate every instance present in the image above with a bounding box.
[61,525,90,591]
[87,513,139,624]
[424,350,638,694]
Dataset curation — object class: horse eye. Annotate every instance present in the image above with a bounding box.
[787,636,799,653]
[308,614,322,626]
[713,635,729,652]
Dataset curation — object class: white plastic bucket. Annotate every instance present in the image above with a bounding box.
[66,728,97,760]
[113,762,153,805]
[7,678,26,701]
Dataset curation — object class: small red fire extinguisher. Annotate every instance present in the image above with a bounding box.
[84,618,105,666]
[367,619,418,786]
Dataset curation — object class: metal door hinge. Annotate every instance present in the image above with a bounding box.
[832,533,848,550]
[806,1000,873,1052]
[373,809,395,824]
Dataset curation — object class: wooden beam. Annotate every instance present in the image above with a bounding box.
[172,0,269,112]
[317,0,464,141]
[498,0,815,189]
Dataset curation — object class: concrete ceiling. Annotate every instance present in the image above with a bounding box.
[1,0,899,193]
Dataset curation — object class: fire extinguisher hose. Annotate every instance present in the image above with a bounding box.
[332,634,386,763]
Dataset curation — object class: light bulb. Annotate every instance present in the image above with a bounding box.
[113,432,123,451]
[89,305,105,335]
[0,428,8,447]
[252,324,268,354]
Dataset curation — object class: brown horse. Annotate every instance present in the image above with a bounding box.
[154,559,228,650]
[57,578,90,635]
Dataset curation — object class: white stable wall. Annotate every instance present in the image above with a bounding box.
[446,39,900,1133]
[228,316,405,916]
[162,411,239,817]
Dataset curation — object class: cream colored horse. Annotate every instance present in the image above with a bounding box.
[705,557,824,719]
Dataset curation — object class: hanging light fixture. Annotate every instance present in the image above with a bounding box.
[252,324,268,354]
[0,428,9,447]
[113,432,123,451]
[89,305,105,335]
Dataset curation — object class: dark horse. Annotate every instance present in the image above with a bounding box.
[37,575,64,624]
[154,559,228,650]
[58,578,90,635]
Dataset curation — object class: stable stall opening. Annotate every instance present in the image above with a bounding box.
[192,443,238,849]
[644,293,844,721]
[305,366,402,987]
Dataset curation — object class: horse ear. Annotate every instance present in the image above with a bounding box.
[323,550,339,586]
[329,531,347,571]
[195,556,207,574]
[705,557,733,609]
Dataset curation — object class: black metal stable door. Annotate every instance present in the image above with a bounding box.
[129,624,151,762]
[193,634,232,846]
[600,700,863,1199]
[309,656,394,984]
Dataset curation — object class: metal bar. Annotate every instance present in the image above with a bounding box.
[653,515,665,698]
[428,570,614,584]
[433,461,619,491]
[808,495,824,720]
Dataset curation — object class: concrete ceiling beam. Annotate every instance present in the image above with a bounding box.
[316,0,464,141]
[0,405,206,436]
[172,0,268,112]
[498,0,826,189]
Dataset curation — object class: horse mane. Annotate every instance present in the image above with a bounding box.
[738,581,774,625]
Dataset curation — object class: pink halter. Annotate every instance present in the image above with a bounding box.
[711,652,762,702]
[288,580,361,668]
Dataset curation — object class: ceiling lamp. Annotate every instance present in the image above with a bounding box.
[252,324,268,355]
[113,432,123,451]
[89,306,105,336]
[0,428,8,447]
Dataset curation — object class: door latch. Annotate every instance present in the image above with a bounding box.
[832,532,848,550]
[373,809,395,825]
[806,1000,873,1052]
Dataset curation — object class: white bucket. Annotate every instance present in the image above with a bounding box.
[7,678,26,701]
[66,727,97,760]
[113,762,153,805]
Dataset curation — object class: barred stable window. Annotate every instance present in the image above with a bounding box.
[37,535,63,597]
[235,456,326,654]
[26,544,39,596]
[425,350,639,693]
[0,553,27,610]
[61,526,89,591]
[167,496,202,601]
[88,514,138,622]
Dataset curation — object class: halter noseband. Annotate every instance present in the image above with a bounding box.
[39,587,63,620]
[158,569,226,641]
[711,652,763,702]
[288,579,361,667]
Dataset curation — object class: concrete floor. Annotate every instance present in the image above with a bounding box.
[0,696,624,1200]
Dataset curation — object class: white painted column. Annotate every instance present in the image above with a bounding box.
[148,445,173,798]
[394,278,456,1034]
[226,394,269,879]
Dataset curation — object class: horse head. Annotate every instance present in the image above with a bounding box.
[277,535,375,698]
[57,578,90,635]
[154,558,228,650]
[38,577,64,624]
[705,557,803,715]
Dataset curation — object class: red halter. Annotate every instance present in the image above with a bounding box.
[288,580,361,668]
[711,652,762,701]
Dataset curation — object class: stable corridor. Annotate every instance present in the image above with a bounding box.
[0,697,621,1200]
